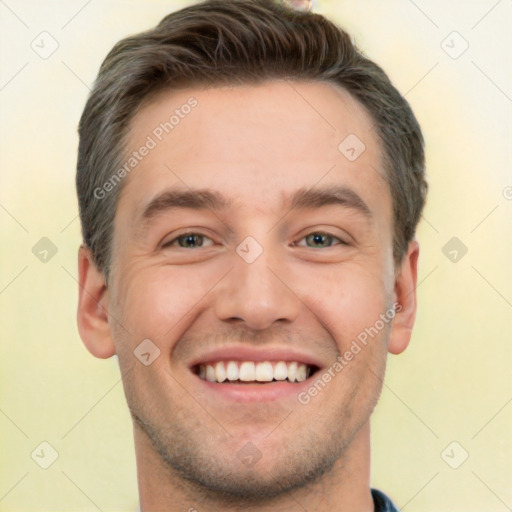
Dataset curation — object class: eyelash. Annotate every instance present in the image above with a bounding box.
[161,231,347,249]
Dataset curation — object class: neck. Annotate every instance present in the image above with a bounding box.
[135,421,374,512]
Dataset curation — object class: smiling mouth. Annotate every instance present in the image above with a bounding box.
[192,360,319,384]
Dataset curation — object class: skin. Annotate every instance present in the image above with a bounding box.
[77,80,419,511]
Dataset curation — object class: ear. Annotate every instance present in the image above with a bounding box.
[387,240,419,355]
[77,245,116,359]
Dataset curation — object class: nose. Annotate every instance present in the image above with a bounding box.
[213,239,301,330]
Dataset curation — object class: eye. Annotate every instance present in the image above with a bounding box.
[162,232,214,249]
[295,231,346,249]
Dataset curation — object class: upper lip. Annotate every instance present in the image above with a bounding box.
[189,345,323,369]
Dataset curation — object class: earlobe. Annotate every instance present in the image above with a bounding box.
[387,240,419,355]
[77,245,116,359]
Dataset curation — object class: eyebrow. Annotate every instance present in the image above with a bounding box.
[138,185,372,228]
[286,186,372,218]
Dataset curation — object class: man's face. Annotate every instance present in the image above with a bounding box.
[106,81,397,498]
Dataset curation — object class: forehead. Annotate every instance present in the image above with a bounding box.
[118,80,389,225]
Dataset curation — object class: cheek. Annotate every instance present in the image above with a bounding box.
[307,263,391,348]
[110,263,217,345]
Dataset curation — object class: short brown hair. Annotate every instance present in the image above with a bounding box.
[76,0,427,282]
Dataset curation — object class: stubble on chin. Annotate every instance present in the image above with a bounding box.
[124,342,387,507]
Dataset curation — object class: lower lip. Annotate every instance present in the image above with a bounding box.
[194,374,316,402]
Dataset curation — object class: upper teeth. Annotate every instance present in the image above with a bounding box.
[198,361,310,383]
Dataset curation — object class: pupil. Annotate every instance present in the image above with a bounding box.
[311,233,328,247]
[183,235,199,247]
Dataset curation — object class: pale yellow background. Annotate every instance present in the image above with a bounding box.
[1,1,511,511]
